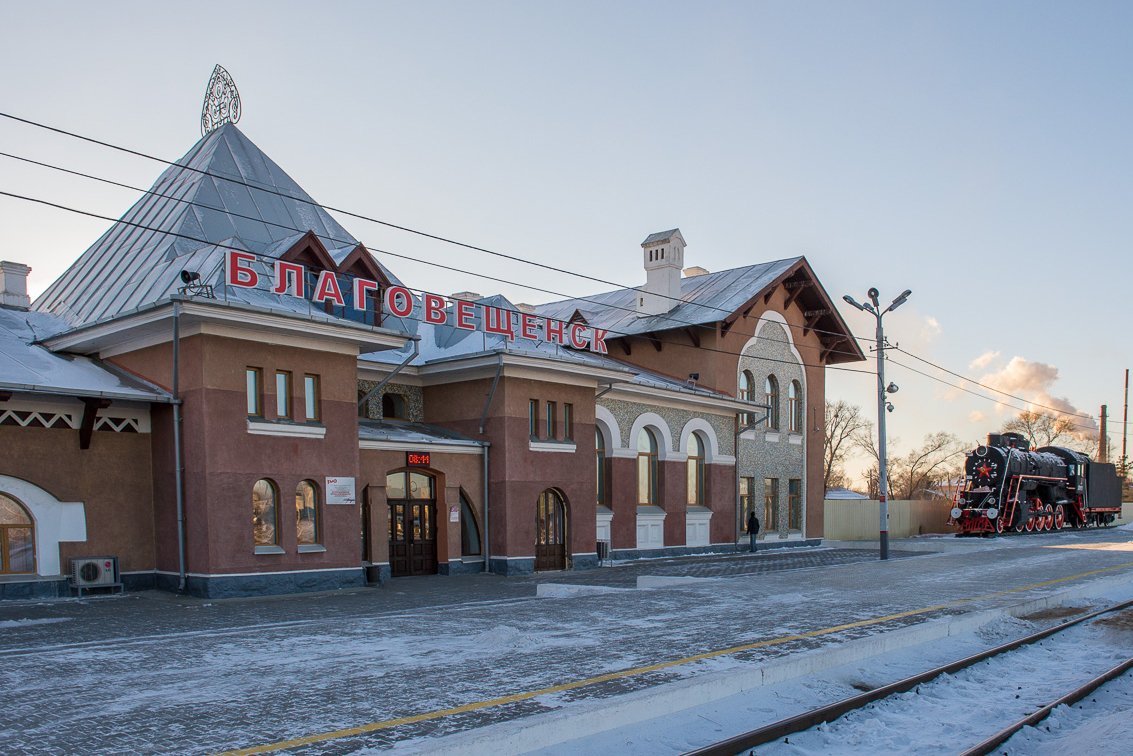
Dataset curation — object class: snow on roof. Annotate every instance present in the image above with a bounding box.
[641,229,682,246]
[0,308,172,402]
[33,123,402,329]
[535,258,800,338]
[825,487,871,500]
[358,420,484,448]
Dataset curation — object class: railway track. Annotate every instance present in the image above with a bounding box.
[686,598,1133,756]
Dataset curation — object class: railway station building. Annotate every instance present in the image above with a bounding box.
[0,93,863,598]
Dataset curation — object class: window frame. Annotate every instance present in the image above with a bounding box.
[739,370,754,426]
[304,374,321,422]
[788,478,802,530]
[246,367,264,418]
[788,380,802,433]
[275,370,292,420]
[686,433,705,507]
[546,401,557,440]
[765,375,780,430]
[252,478,280,549]
[0,493,35,574]
[637,428,659,505]
[764,477,780,532]
[296,479,321,547]
[563,403,574,440]
[529,399,539,439]
[595,428,608,507]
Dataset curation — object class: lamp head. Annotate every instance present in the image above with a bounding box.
[885,402,895,413]
[867,288,880,308]
[180,270,200,285]
[842,294,865,312]
[886,289,912,313]
[886,382,899,394]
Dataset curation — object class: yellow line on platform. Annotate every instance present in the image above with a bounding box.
[217,559,1133,755]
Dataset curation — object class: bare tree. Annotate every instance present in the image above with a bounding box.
[823,400,868,492]
[1002,410,1076,448]
[854,428,965,500]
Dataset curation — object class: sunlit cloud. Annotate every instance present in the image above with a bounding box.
[919,316,941,343]
[969,350,1000,371]
[979,356,1097,438]
[969,410,985,423]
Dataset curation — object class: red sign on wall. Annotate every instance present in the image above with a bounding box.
[406,451,431,467]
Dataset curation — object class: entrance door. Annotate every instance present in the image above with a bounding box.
[535,489,567,571]
[387,471,437,577]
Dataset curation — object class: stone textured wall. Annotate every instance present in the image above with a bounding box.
[599,398,735,457]
[737,320,806,538]
[357,381,424,422]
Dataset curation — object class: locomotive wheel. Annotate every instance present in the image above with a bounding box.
[1054,504,1065,530]
[1043,504,1054,531]
[1014,515,1026,533]
[1025,515,1035,533]
[995,515,1005,534]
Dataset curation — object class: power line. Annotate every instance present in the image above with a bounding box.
[0,188,874,377]
[0,110,875,350]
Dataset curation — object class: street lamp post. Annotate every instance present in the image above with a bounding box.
[842,287,911,561]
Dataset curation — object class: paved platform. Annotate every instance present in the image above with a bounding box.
[3,527,1133,755]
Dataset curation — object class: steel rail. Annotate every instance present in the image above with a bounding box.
[684,598,1133,756]
[960,655,1133,756]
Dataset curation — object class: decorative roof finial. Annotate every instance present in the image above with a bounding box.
[200,65,242,136]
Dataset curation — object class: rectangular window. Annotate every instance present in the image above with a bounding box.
[275,371,292,419]
[546,401,557,439]
[740,476,755,530]
[246,368,263,417]
[788,478,802,530]
[304,374,320,422]
[563,403,573,440]
[764,477,780,533]
[529,399,539,438]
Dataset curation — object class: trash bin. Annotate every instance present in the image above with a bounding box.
[596,540,610,565]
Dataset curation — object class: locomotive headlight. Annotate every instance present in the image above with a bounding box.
[951,507,963,520]
[987,508,999,520]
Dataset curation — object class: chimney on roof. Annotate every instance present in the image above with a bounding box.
[0,261,32,310]
[637,229,685,317]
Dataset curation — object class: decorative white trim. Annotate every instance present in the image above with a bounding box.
[359,439,483,454]
[635,506,666,549]
[611,448,638,459]
[254,545,285,555]
[764,431,781,443]
[528,440,578,454]
[788,433,803,445]
[0,475,87,577]
[685,507,712,547]
[711,455,737,466]
[627,412,675,459]
[596,506,614,542]
[156,566,361,578]
[677,418,723,463]
[0,396,152,433]
[604,383,751,414]
[247,419,327,439]
[594,405,621,452]
[298,544,327,553]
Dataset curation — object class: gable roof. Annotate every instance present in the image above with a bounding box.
[534,256,865,364]
[33,123,402,328]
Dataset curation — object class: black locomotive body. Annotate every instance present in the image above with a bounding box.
[950,432,1123,536]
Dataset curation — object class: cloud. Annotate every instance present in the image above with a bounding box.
[969,350,1000,371]
[978,356,1097,438]
[969,410,986,423]
[919,316,941,343]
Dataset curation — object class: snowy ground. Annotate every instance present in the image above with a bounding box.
[4,526,1133,754]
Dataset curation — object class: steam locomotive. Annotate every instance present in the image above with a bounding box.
[949,432,1123,536]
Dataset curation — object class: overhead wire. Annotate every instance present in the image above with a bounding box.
[0,112,1104,420]
[0,110,875,350]
[0,188,874,377]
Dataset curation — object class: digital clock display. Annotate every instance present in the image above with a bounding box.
[406,451,431,467]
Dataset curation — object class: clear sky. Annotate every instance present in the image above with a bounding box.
[2,1,1130,480]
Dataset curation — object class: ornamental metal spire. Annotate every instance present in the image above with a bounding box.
[200,65,242,136]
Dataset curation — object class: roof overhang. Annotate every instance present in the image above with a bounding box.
[43,297,410,358]
[359,350,636,389]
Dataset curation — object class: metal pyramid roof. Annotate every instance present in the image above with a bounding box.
[34,123,400,327]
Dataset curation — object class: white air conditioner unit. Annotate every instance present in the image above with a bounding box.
[71,557,119,588]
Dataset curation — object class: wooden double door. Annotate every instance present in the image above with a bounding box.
[535,489,567,571]
[389,500,436,577]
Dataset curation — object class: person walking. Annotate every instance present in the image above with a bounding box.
[746,509,760,552]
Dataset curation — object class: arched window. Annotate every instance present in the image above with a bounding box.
[788,380,803,433]
[0,493,34,574]
[595,428,608,507]
[686,433,705,506]
[252,479,279,547]
[460,491,481,556]
[382,393,407,420]
[296,480,320,545]
[765,375,780,430]
[739,370,754,426]
[637,427,659,505]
